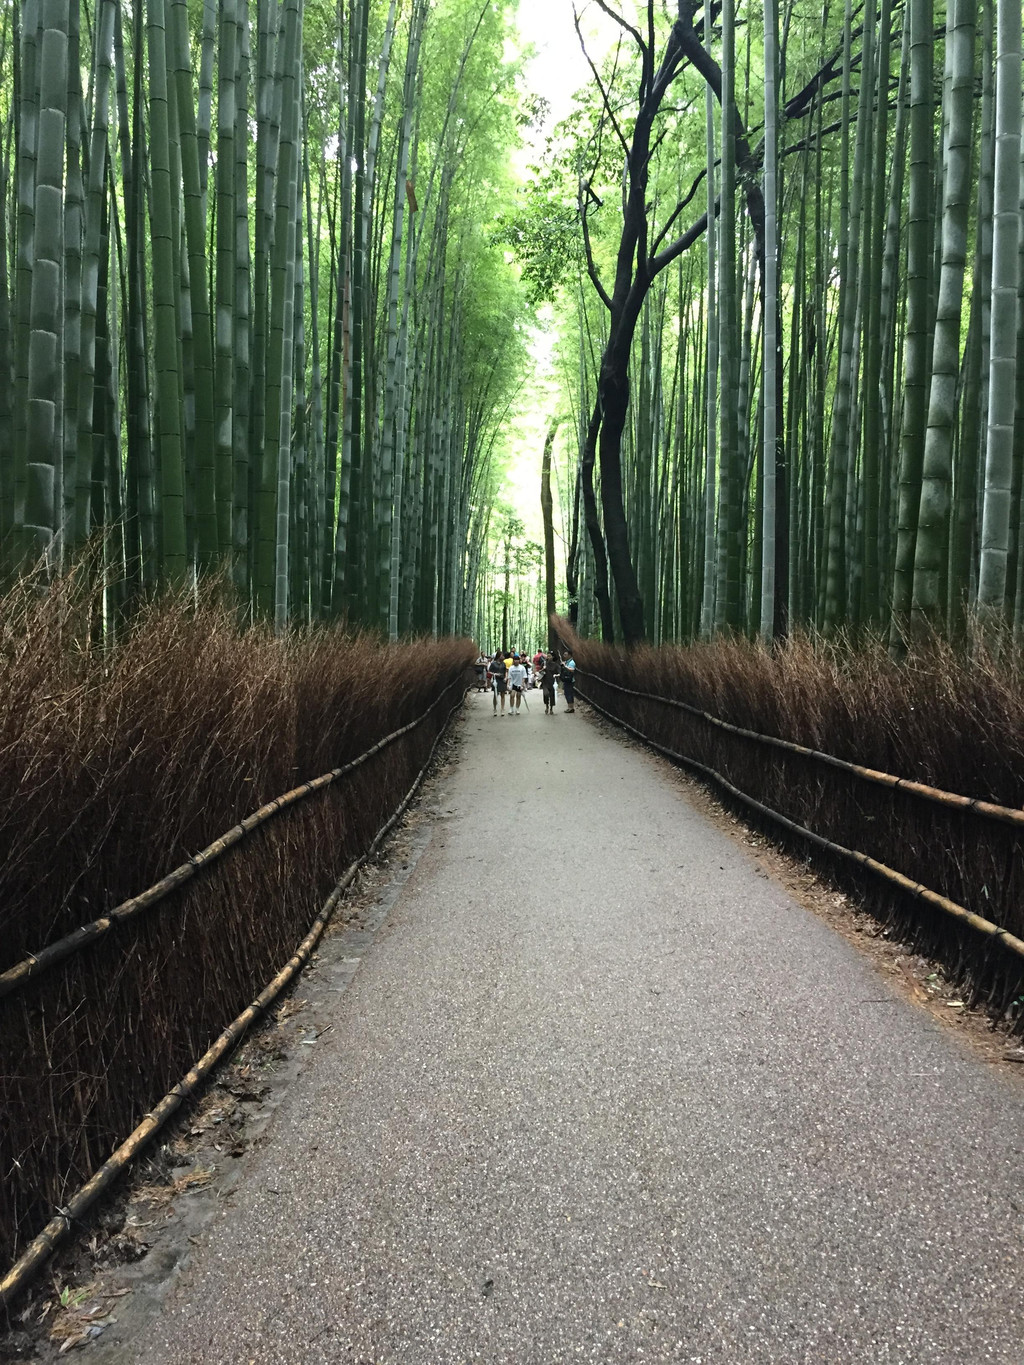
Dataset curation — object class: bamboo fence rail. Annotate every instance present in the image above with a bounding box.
[576,680,1024,965]
[0,675,467,1001]
[0,683,467,1309]
[576,669,1024,828]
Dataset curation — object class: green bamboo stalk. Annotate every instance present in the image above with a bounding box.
[231,5,252,600]
[23,0,69,568]
[857,0,887,624]
[214,0,239,563]
[823,0,857,631]
[0,4,14,565]
[382,0,426,639]
[912,0,976,629]
[270,0,303,630]
[12,0,40,568]
[890,0,934,643]
[715,0,740,632]
[701,85,718,637]
[251,0,281,605]
[303,133,326,621]
[760,0,780,638]
[169,0,217,569]
[344,0,370,622]
[876,6,910,609]
[61,0,83,559]
[196,0,216,201]
[147,0,187,583]
[75,0,116,549]
[977,0,1022,625]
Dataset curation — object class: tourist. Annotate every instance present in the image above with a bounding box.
[541,650,559,714]
[507,654,527,714]
[487,650,508,716]
[560,651,576,713]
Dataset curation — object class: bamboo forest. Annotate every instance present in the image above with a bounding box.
[7,2,1024,1339]
[0,0,1023,647]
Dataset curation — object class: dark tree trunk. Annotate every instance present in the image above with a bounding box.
[580,398,615,641]
[566,457,582,628]
[773,295,790,636]
[598,351,646,644]
[540,418,559,649]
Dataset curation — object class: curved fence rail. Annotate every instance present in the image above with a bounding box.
[578,671,1024,830]
[0,678,463,1002]
[577,680,1024,968]
[0,685,467,1309]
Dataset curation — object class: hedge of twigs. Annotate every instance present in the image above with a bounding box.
[0,571,473,1267]
[559,623,1024,1026]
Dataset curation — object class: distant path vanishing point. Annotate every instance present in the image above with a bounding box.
[99,690,1024,1364]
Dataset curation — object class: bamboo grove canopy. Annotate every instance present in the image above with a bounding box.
[4,0,1024,649]
[0,0,529,636]
[509,0,1024,647]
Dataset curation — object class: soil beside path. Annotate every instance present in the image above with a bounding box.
[96,691,1022,1364]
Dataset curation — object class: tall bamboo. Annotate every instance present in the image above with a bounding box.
[912,0,976,629]
[977,0,1023,624]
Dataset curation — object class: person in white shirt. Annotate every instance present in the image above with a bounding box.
[507,655,527,714]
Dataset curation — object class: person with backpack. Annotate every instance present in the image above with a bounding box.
[540,650,559,714]
[487,650,508,716]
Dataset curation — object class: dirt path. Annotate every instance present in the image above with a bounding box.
[92,691,1023,1364]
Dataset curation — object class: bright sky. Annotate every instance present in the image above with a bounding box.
[515,0,600,136]
[499,2,603,541]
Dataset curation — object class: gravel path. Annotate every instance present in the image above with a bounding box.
[116,691,1023,1364]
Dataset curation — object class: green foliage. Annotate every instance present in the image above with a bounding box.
[492,171,582,304]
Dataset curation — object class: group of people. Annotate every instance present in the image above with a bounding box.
[476,646,576,717]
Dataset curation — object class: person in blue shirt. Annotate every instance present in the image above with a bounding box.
[560,652,576,713]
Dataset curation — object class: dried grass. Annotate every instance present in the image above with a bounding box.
[561,622,1024,1026]
[0,570,473,1268]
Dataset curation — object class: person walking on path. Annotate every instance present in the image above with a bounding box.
[487,651,508,716]
[507,655,527,715]
[560,651,576,713]
[541,650,559,714]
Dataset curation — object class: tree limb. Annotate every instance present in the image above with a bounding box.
[649,166,708,258]
[579,179,613,310]
[574,7,631,160]
[649,200,717,277]
[590,0,647,60]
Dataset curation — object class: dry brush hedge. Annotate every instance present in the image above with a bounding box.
[0,576,473,1267]
[562,626,1024,1022]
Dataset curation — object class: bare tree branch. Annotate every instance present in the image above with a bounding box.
[573,7,631,159]
[579,179,613,310]
[650,201,716,279]
[649,166,708,258]
[589,0,647,57]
